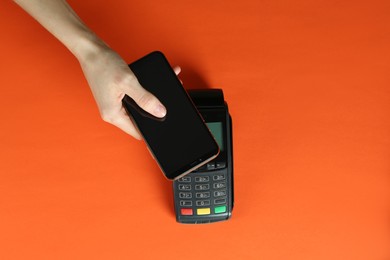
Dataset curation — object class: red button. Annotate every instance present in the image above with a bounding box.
[180,208,193,215]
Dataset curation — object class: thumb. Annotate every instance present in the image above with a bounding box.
[124,75,166,118]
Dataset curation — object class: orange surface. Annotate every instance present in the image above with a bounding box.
[1,0,390,259]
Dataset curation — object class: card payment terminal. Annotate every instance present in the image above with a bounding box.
[173,89,234,224]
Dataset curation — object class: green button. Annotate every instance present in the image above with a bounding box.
[214,205,226,214]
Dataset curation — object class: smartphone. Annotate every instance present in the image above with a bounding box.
[122,51,220,180]
[173,89,234,224]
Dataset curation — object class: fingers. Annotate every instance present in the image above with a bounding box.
[173,66,183,85]
[111,65,183,138]
[173,66,181,75]
[135,89,167,118]
[119,65,181,122]
[109,108,143,140]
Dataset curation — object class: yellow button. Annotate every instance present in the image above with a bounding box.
[197,208,211,215]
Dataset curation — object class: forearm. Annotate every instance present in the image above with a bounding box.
[13,0,170,138]
[13,0,106,62]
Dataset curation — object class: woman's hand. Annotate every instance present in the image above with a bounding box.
[79,44,181,139]
[13,0,182,139]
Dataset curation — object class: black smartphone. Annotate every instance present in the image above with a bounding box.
[122,51,220,180]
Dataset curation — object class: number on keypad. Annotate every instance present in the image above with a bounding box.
[177,172,228,218]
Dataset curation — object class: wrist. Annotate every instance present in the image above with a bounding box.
[70,30,109,64]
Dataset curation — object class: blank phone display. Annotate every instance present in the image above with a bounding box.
[123,52,219,180]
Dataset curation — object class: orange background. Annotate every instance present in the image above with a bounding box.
[1,0,390,259]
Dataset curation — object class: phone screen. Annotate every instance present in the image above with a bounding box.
[123,51,219,180]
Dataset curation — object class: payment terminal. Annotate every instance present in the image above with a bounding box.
[173,89,234,224]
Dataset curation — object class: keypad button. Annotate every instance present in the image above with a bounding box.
[196,192,210,199]
[206,163,216,170]
[196,200,210,206]
[178,176,191,182]
[195,184,210,191]
[179,192,192,199]
[214,198,227,204]
[216,162,226,169]
[197,208,211,215]
[213,182,226,189]
[214,205,226,214]
[180,200,192,206]
[181,208,193,215]
[195,176,209,182]
[214,190,226,197]
[178,184,191,191]
[213,174,225,181]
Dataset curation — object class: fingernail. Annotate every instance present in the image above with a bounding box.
[154,104,167,117]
